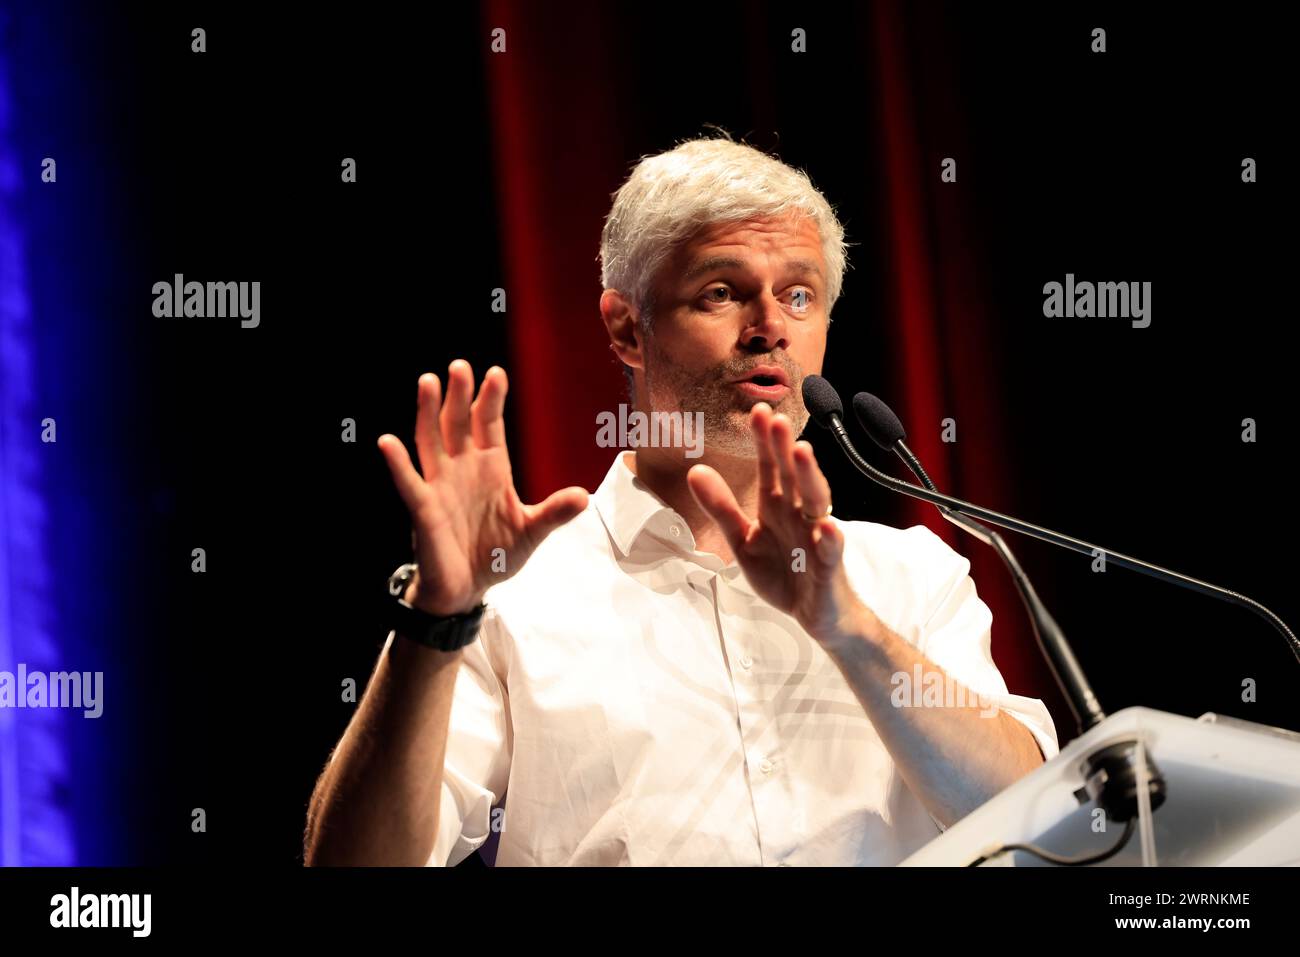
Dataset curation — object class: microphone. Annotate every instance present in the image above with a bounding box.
[852,392,906,448]
[851,390,1103,734]
[810,377,1187,837]
[803,374,1300,669]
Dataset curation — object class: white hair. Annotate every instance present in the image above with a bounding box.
[599,134,851,395]
[601,133,849,318]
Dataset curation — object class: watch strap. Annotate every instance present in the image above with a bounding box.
[386,562,486,651]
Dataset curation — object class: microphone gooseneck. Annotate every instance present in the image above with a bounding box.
[810,375,1173,842]
[802,376,1300,668]
[853,392,1104,734]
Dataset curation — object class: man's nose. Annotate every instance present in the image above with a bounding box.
[740,291,790,351]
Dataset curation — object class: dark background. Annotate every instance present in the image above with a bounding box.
[6,1,1294,865]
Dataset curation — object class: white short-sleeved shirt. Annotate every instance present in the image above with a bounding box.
[423,451,1059,866]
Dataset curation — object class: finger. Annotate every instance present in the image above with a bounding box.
[441,359,474,455]
[793,440,832,518]
[687,464,753,550]
[769,414,800,511]
[813,516,845,564]
[522,486,590,546]
[470,366,509,450]
[750,403,780,499]
[414,373,445,479]
[377,434,425,513]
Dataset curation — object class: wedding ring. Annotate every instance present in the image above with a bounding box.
[800,503,832,522]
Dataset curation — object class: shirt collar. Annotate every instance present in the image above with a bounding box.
[593,451,678,557]
[592,452,755,593]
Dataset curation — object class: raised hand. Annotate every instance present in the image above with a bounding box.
[377,360,589,617]
[686,402,863,644]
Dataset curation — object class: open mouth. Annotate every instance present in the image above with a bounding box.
[733,367,792,399]
[733,365,790,388]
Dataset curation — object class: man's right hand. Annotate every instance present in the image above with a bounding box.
[377,360,589,617]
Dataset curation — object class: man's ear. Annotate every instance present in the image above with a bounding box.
[600,288,644,373]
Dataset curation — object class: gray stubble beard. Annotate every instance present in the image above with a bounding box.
[641,335,810,458]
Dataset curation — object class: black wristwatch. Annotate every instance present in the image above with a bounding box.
[386,562,486,651]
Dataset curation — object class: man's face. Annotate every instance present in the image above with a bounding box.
[640,214,829,456]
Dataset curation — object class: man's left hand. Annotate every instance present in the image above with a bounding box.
[687,402,870,647]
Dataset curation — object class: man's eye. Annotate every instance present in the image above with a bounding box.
[703,286,732,303]
[789,288,814,311]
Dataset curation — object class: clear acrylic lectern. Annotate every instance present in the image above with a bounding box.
[901,706,1300,866]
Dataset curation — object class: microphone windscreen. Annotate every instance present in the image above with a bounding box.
[801,375,844,428]
[852,392,907,449]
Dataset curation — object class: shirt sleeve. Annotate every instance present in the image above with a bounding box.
[911,526,1061,767]
[424,605,513,867]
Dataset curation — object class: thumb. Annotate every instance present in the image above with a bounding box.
[687,464,751,550]
[522,486,590,544]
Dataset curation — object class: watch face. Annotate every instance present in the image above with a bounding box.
[387,563,416,598]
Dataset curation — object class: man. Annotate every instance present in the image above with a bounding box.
[304,136,1058,867]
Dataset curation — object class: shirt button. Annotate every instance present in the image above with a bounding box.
[740,654,753,670]
[759,758,774,774]
[669,524,682,538]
